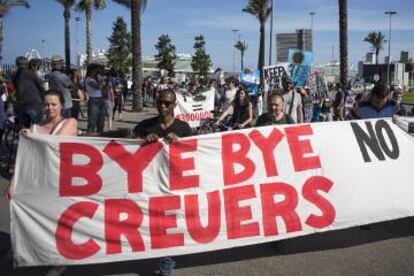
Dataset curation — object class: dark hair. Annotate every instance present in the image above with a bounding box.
[370,82,389,99]
[15,56,28,68]
[234,87,250,107]
[158,88,176,102]
[268,92,284,103]
[29,58,41,70]
[43,89,65,107]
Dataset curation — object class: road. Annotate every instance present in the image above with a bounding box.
[1,106,414,276]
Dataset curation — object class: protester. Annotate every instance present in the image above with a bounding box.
[348,82,399,119]
[132,88,191,276]
[281,75,303,123]
[4,89,77,199]
[256,92,295,126]
[68,68,84,119]
[215,87,253,129]
[12,56,45,128]
[333,83,345,121]
[223,78,237,109]
[84,64,106,135]
[112,80,124,121]
[392,90,408,116]
[4,89,77,276]
[300,86,313,123]
[0,76,6,143]
[102,71,114,131]
[133,88,192,141]
[47,55,74,118]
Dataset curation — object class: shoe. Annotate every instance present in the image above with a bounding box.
[158,257,175,276]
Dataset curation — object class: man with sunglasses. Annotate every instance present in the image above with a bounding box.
[133,88,192,143]
[132,88,191,275]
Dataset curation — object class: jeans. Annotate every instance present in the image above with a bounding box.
[87,98,105,134]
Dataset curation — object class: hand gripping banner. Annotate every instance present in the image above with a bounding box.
[10,119,414,266]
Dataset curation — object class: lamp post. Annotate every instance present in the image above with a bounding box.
[232,29,239,74]
[76,16,81,68]
[385,10,397,88]
[268,0,274,66]
[309,12,315,52]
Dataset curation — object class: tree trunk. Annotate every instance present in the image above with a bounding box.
[375,48,380,65]
[130,0,143,112]
[259,19,266,111]
[64,9,71,71]
[86,4,92,65]
[339,0,348,85]
[241,51,244,72]
[0,17,3,65]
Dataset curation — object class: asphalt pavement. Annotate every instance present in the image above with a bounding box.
[1,105,414,276]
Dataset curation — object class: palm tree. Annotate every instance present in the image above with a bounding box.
[338,0,348,85]
[77,0,106,65]
[113,0,147,112]
[55,0,76,70]
[243,0,271,88]
[234,40,248,72]
[363,31,386,65]
[0,0,29,64]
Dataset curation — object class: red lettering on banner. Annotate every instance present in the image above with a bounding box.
[60,143,103,197]
[55,201,100,260]
[184,191,221,243]
[285,125,321,172]
[104,199,145,254]
[260,182,302,236]
[149,196,184,249]
[224,185,260,239]
[103,140,163,193]
[222,133,255,185]
[169,139,199,190]
[249,128,284,177]
[302,176,336,228]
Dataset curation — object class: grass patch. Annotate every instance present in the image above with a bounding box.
[402,92,414,104]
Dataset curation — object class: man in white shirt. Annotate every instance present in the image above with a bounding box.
[281,76,303,123]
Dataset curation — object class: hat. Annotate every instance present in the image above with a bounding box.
[51,55,64,63]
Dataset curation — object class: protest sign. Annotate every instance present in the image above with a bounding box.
[11,119,414,267]
[263,64,288,91]
[288,50,313,87]
[174,89,215,127]
[240,69,260,96]
[308,71,329,99]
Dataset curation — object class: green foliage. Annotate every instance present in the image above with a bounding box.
[191,35,212,77]
[0,0,30,17]
[154,34,177,77]
[242,0,272,21]
[106,16,131,76]
[364,31,387,64]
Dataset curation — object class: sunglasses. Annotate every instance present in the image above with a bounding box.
[157,100,175,107]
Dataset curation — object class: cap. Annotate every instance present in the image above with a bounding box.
[51,55,64,63]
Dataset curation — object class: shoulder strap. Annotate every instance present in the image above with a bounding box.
[49,119,65,135]
[288,90,295,116]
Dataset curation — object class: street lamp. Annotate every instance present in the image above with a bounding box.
[76,16,81,68]
[232,29,239,74]
[309,12,315,53]
[269,0,274,66]
[309,12,315,31]
[385,10,397,87]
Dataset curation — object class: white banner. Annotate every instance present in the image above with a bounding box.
[174,89,215,127]
[10,119,414,267]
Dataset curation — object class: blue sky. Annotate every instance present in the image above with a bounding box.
[4,0,414,71]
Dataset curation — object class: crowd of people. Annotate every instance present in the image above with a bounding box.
[1,54,413,276]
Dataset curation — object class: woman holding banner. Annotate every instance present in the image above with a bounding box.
[4,89,77,276]
[215,87,253,129]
